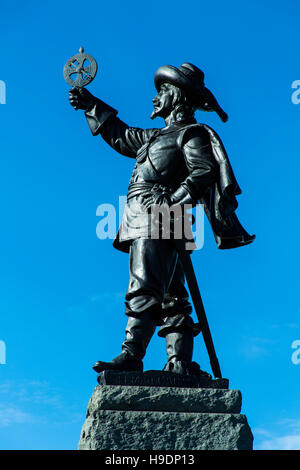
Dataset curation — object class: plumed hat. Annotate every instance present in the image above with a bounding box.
[154,63,228,122]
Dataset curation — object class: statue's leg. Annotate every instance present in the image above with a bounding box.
[158,314,211,376]
[125,238,177,314]
[93,238,177,373]
[92,309,156,373]
[158,258,211,377]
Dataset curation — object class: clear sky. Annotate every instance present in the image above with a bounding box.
[0,0,299,450]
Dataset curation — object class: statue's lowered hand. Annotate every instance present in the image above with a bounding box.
[138,192,171,210]
[69,87,96,111]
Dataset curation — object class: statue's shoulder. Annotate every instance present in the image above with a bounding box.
[177,122,211,149]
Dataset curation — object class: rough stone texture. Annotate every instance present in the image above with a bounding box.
[78,385,253,450]
[79,410,252,450]
[86,385,241,413]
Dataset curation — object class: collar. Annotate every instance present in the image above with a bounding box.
[159,120,197,135]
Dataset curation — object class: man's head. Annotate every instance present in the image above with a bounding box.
[152,63,228,123]
[151,82,196,121]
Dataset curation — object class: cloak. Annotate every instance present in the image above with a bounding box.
[178,123,255,249]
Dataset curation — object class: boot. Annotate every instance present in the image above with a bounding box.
[163,328,193,374]
[93,311,157,373]
[159,314,211,377]
[163,329,211,377]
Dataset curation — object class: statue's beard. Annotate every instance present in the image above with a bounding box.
[151,103,169,120]
[150,106,161,120]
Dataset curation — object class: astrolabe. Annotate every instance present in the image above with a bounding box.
[63,46,98,88]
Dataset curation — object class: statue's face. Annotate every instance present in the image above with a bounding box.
[151,83,174,120]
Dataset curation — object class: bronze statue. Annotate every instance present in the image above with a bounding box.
[68,61,254,378]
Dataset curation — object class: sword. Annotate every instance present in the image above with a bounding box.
[177,246,222,379]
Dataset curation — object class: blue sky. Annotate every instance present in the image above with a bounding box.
[0,0,299,450]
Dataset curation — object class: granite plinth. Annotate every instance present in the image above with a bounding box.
[78,380,253,450]
[86,385,241,413]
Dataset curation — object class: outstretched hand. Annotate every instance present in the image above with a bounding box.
[69,87,97,111]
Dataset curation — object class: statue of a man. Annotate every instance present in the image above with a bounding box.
[69,63,254,377]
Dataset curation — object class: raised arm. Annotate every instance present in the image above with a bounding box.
[69,88,155,158]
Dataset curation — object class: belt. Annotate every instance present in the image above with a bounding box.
[127,182,175,202]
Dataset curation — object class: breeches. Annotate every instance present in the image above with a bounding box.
[125,238,193,334]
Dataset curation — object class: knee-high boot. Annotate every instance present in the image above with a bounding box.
[93,310,157,373]
[158,314,211,377]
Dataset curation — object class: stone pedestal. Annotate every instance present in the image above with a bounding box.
[78,371,253,450]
